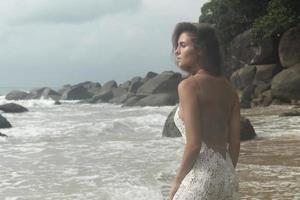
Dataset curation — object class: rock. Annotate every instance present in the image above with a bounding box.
[92,90,114,103]
[271,63,300,102]
[61,85,93,100]
[128,78,143,94]
[5,90,29,100]
[254,64,282,84]
[0,103,28,113]
[162,106,181,137]
[261,90,273,107]
[73,81,102,96]
[136,71,182,96]
[252,90,273,107]
[122,96,144,107]
[41,88,61,100]
[58,84,72,95]
[119,80,131,90]
[279,110,300,117]
[253,82,271,98]
[145,71,158,79]
[101,80,117,91]
[279,25,300,68]
[226,29,256,73]
[134,93,179,106]
[240,116,256,140]
[162,106,256,141]
[251,35,279,65]
[0,114,12,128]
[142,71,158,83]
[54,100,61,105]
[0,132,8,137]
[230,65,256,90]
[109,93,131,104]
[28,87,48,99]
[240,84,255,109]
[111,87,127,98]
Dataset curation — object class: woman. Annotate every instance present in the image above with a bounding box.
[168,22,240,200]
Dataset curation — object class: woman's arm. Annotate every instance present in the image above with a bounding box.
[173,78,202,184]
[228,93,241,168]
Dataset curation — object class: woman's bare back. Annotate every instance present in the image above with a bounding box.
[178,73,237,158]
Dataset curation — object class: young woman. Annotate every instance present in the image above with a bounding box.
[168,22,240,200]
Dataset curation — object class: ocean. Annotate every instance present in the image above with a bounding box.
[0,95,299,199]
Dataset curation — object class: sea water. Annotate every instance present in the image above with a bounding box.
[0,96,299,199]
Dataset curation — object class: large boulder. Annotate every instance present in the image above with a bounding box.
[136,71,182,96]
[240,84,255,109]
[254,64,281,84]
[251,35,279,65]
[0,114,12,128]
[109,93,131,104]
[119,80,131,90]
[271,64,300,101]
[240,116,256,140]
[142,71,158,83]
[230,65,256,90]
[0,103,28,113]
[5,90,29,100]
[61,85,93,100]
[41,88,61,100]
[73,81,102,96]
[162,106,181,137]
[134,93,179,106]
[278,25,300,68]
[226,29,256,74]
[101,80,117,91]
[27,87,60,100]
[58,84,72,95]
[122,96,144,107]
[128,77,143,94]
[0,132,8,137]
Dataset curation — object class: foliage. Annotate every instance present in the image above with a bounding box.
[199,0,269,44]
[251,0,300,44]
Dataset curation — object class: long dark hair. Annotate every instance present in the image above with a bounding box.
[172,22,223,76]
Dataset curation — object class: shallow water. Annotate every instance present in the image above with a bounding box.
[0,97,299,199]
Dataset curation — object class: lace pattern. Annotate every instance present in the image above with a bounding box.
[172,106,239,200]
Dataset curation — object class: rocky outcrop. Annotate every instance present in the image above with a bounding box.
[225,29,278,75]
[27,87,61,100]
[135,93,179,107]
[0,114,12,128]
[61,85,93,100]
[240,116,256,140]
[271,63,300,102]
[278,25,300,68]
[5,90,29,100]
[162,106,181,137]
[136,71,181,95]
[0,132,8,137]
[0,103,28,113]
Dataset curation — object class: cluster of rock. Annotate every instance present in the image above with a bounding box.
[0,103,28,137]
[227,25,300,108]
[5,71,183,107]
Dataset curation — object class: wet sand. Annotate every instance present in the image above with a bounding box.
[238,135,300,199]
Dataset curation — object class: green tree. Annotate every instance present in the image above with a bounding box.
[199,0,269,44]
[252,0,300,44]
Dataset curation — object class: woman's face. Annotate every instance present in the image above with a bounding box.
[175,32,201,72]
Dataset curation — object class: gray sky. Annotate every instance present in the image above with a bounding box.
[0,0,208,88]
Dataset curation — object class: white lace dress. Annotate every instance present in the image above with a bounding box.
[172,106,240,200]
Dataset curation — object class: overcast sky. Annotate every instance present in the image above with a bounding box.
[0,0,208,89]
